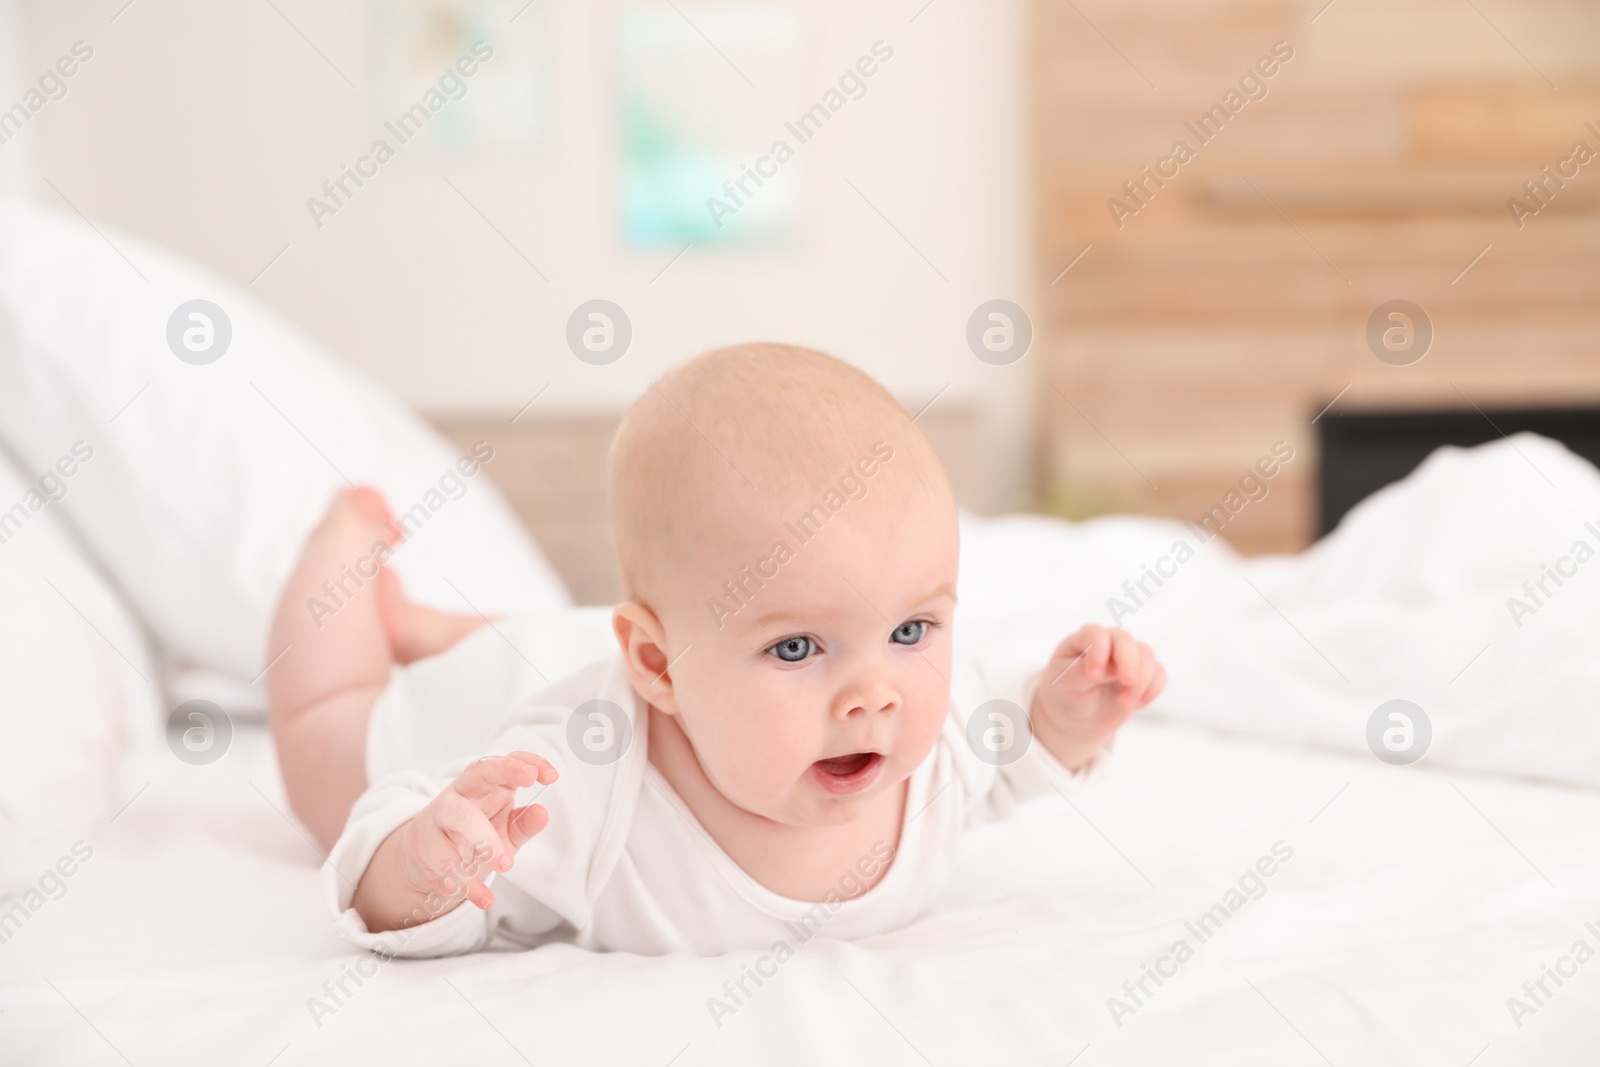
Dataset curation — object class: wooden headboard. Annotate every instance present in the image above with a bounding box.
[432,405,985,605]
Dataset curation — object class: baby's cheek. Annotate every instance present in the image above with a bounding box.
[704,692,814,789]
[910,702,947,755]
[904,685,950,754]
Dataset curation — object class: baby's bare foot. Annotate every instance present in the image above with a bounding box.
[377,566,486,665]
[346,484,396,530]
[290,486,404,623]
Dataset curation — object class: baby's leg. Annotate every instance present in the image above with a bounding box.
[268,487,491,850]
[267,487,406,851]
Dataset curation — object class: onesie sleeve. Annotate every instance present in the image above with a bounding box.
[322,658,637,959]
[946,660,1111,827]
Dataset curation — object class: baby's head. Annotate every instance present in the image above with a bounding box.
[608,343,959,827]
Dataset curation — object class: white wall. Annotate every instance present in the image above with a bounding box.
[0,0,32,196]
[8,0,1034,509]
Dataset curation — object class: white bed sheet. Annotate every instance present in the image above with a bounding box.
[3,710,1597,1066]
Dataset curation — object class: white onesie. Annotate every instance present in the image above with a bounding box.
[323,609,1101,958]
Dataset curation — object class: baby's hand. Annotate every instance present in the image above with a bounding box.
[1031,624,1166,771]
[395,751,559,913]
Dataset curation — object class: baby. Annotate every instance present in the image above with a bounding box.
[267,343,1166,957]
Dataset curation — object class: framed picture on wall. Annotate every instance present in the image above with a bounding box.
[616,4,804,248]
[371,0,546,153]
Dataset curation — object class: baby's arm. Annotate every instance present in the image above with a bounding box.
[351,752,558,933]
[1030,624,1166,771]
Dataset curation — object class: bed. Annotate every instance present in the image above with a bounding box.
[3,199,1598,1065]
[8,692,1599,1066]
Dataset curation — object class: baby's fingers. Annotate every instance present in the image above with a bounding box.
[506,803,550,853]
[503,750,560,784]
[1117,644,1157,708]
[1052,625,1110,687]
[1108,629,1144,689]
[400,820,493,908]
[454,752,558,801]
[462,877,495,911]
[435,796,518,875]
[1140,663,1168,707]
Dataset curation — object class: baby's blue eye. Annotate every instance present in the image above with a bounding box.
[891,620,927,646]
[769,636,816,663]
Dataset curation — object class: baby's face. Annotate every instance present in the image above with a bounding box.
[656,467,958,827]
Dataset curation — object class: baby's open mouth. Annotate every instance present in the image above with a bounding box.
[811,752,884,795]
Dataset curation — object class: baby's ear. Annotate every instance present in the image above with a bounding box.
[611,602,681,715]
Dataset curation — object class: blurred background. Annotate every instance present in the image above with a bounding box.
[3,0,1597,600]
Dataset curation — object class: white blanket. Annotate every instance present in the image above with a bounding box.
[957,433,1600,789]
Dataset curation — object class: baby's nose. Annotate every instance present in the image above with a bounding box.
[833,673,901,720]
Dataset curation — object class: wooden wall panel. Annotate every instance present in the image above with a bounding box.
[1031,0,1600,554]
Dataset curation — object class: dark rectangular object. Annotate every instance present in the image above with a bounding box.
[1316,406,1600,537]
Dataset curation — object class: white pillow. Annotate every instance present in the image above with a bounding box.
[0,199,571,682]
[0,446,160,900]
